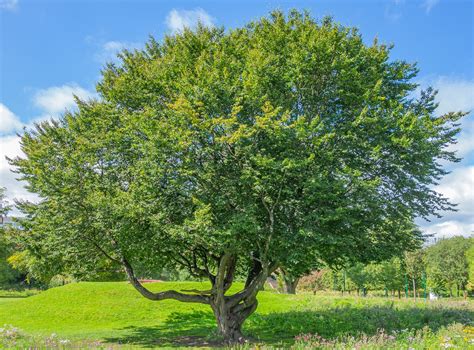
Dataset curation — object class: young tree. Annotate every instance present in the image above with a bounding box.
[366,257,405,297]
[404,250,425,300]
[346,263,370,296]
[298,269,329,294]
[10,11,464,343]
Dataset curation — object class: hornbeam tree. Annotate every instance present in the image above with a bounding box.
[10,11,464,343]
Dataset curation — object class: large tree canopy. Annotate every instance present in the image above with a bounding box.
[10,10,464,342]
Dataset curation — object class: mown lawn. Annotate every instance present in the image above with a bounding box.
[0,282,473,349]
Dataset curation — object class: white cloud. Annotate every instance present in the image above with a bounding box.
[418,166,474,237]
[33,84,95,116]
[418,76,474,158]
[1,84,95,213]
[166,8,214,33]
[432,77,474,116]
[0,134,38,212]
[96,40,142,64]
[0,103,23,134]
[422,0,440,13]
[416,76,474,238]
[434,77,474,158]
[0,0,18,11]
[422,220,474,238]
[437,167,474,219]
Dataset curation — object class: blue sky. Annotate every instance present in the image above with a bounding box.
[1,0,473,237]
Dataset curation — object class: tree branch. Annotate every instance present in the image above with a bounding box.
[121,256,210,304]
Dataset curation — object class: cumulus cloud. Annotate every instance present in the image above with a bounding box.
[0,103,23,135]
[434,77,474,159]
[0,134,35,203]
[33,84,95,116]
[416,76,474,237]
[166,8,214,33]
[0,0,18,11]
[422,220,474,239]
[432,77,474,116]
[437,166,474,221]
[1,84,95,212]
[417,76,474,158]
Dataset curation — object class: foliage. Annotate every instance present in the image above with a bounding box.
[291,324,473,350]
[467,243,474,291]
[298,270,329,293]
[346,263,372,295]
[404,249,425,296]
[365,257,405,294]
[9,10,464,341]
[0,187,23,287]
[425,236,471,296]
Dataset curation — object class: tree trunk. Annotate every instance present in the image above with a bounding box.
[284,278,299,294]
[122,251,273,345]
[398,289,401,299]
[412,278,416,301]
[210,291,259,343]
[212,303,245,343]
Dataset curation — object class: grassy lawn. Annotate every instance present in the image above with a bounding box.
[0,282,473,349]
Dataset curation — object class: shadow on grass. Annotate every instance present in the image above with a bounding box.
[104,303,474,348]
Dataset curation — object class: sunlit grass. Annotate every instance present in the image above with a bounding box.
[0,282,472,348]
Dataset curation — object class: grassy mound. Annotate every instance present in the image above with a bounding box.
[0,282,473,348]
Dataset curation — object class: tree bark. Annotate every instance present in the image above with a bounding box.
[211,298,258,344]
[284,277,299,294]
[412,278,416,301]
[119,252,275,344]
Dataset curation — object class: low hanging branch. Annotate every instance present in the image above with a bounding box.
[121,256,210,304]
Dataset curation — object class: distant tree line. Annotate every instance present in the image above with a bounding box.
[296,236,473,298]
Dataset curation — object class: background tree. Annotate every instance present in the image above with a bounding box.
[366,257,405,297]
[346,263,370,296]
[425,237,471,296]
[466,241,474,292]
[0,187,23,287]
[404,250,425,300]
[298,269,328,294]
[10,11,464,343]
[277,249,323,294]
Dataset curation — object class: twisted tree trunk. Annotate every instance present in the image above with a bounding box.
[121,251,275,344]
[211,298,258,343]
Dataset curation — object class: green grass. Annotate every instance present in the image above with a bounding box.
[0,282,473,349]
